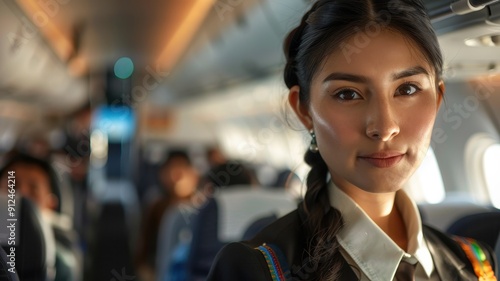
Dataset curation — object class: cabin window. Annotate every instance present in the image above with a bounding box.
[404,147,445,204]
[483,143,500,208]
[465,133,500,205]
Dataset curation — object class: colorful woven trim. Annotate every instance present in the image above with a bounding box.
[453,236,497,281]
[256,243,291,281]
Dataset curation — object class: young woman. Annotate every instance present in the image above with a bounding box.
[207,0,498,280]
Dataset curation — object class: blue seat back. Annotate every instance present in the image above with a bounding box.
[447,211,500,249]
[241,214,278,241]
[0,195,51,281]
[0,246,20,281]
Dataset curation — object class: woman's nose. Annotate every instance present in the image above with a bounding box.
[365,100,400,141]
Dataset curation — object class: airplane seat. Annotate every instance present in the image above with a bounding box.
[495,234,500,277]
[418,201,493,231]
[92,179,141,251]
[185,198,223,281]
[39,166,83,281]
[88,201,135,281]
[446,211,500,249]
[50,221,83,281]
[0,194,56,281]
[0,245,20,281]
[185,186,296,281]
[241,214,278,241]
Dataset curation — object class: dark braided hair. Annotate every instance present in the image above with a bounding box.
[283,0,443,279]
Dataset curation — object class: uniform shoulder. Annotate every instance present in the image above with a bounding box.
[207,242,271,281]
[423,224,498,277]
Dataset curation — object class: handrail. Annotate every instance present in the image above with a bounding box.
[430,0,500,23]
[451,0,499,14]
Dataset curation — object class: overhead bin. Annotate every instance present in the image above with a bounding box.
[0,1,87,116]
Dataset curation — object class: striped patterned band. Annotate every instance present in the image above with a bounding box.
[454,236,497,281]
[256,243,291,281]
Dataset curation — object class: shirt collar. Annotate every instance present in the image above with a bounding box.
[328,182,434,280]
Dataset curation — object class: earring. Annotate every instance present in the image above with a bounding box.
[309,130,319,153]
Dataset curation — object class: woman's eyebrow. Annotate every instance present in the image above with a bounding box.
[392,66,429,80]
[322,66,430,84]
[322,73,369,84]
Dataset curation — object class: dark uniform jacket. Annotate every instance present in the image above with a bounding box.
[207,207,497,281]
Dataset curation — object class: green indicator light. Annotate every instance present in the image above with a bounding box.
[114,57,134,79]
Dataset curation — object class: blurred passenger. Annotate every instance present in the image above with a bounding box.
[0,152,82,281]
[156,160,256,281]
[185,161,295,280]
[23,136,52,159]
[135,150,198,281]
[0,153,60,211]
[206,146,227,169]
[201,160,257,191]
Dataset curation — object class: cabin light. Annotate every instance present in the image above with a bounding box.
[465,34,500,47]
[157,0,216,71]
[17,0,74,61]
[114,57,134,79]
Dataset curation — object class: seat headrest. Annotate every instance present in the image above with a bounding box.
[0,246,20,281]
[215,188,296,241]
[0,194,49,281]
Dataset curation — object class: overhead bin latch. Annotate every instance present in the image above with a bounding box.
[451,0,499,14]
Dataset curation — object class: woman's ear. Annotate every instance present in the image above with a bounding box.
[437,80,445,108]
[288,85,313,130]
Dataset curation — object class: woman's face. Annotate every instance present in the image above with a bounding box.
[290,29,444,194]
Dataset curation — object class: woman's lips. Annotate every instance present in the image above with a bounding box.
[358,153,405,168]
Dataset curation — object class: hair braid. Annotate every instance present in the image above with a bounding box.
[300,150,344,280]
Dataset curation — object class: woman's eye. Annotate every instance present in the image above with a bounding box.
[397,84,419,96]
[335,90,361,101]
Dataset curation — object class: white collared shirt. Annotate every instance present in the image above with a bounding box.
[329,182,440,281]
